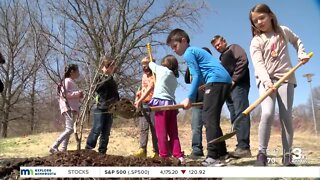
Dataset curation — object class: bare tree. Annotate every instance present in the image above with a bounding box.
[43,0,206,148]
[47,0,206,93]
[291,86,320,133]
[0,0,46,137]
[309,86,320,134]
[24,1,54,134]
[0,0,206,138]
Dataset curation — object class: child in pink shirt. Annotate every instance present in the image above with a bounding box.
[50,64,83,153]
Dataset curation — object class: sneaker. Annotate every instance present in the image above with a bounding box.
[178,157,186,165]
[231,148,252,158]
[201,157,225,167]
[191,151,204,156]
[133,148,146,158]
[282,153,296,166]
[150,152,159,159]
[188,152,204,160]
[49,147,59,154]
[255,151,267,166]
[219,153,236,163]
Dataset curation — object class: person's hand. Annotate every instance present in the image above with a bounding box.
[231,81,235,89]
[135,91,141,100]
[79,91,84,98]
[266,82,276,91]
[181,98,191,110]
[300,57,310,64]
[134,100,142,109]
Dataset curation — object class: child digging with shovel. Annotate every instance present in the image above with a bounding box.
[146,55,185,164]
[167,29,232,167]
[249,3,310,166]
[133,56,159,158]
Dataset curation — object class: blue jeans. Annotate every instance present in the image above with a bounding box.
[51,111,76,151]
[226,84,250,149]
[85,108,113,154]
[191,107,204,155]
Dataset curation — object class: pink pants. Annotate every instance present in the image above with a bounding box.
[154,110,184,158]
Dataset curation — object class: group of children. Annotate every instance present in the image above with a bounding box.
[50,3,311,167]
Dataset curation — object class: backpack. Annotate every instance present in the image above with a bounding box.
[57,80,64,97]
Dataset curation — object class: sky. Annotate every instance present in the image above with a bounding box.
[165,0,320,108]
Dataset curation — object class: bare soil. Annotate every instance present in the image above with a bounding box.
[0,149,203,179]
[0,117,319,180]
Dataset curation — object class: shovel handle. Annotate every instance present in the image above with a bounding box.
[147,42,156,80]
[147,43,153,61]
[242,52,313,116]
[209,52,313,144]
[148,102,203,111]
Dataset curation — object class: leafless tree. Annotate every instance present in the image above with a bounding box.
[0,0,206,138]
[292,86,320,132]
[0,0,48,137]
[23,0,54,134]
[47,0,206,94]
[44,0,206,148]
[308,86,320,133]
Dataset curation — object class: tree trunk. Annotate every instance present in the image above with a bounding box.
[30,73,37,134]
[1,106,9,138]
[30,98,35,133]
[1,120,8,138]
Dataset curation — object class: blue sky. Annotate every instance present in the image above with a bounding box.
[165,0,320,108]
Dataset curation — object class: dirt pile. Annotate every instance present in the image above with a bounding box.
[0,149,202,179]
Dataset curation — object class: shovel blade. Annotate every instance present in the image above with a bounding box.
[208,113,247,144]
[208,131,237,144]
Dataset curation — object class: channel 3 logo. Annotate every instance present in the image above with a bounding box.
[291,147,308,164]
[291,148,303,160]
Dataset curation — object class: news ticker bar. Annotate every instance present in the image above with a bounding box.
[19,166,320,178]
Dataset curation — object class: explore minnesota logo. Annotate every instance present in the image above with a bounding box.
[20,168,57,176]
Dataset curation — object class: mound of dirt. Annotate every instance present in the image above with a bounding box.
[0,149,201,179]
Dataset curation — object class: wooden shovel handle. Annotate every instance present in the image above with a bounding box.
[147,43,153,61]
[149,102,203,111]
[147,42,156,80]
[242,52,313,115]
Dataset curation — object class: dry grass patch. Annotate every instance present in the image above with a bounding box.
[1,118,319,166]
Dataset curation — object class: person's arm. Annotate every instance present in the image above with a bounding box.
[64,79,82,99]
[95,75,112,93]
[135,79,154,108]
[230,44,249,84]
[139,77,154,100]
[148,61,157,72]
[183,50,201,102]
[250,37,273,88]
[135,89,141,102]
[282,26,309,63]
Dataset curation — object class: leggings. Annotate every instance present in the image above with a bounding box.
[258,83,294,155]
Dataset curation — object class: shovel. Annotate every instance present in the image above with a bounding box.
[144,102,203,112]
[108,98,202,119]
[208,52,314,144]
